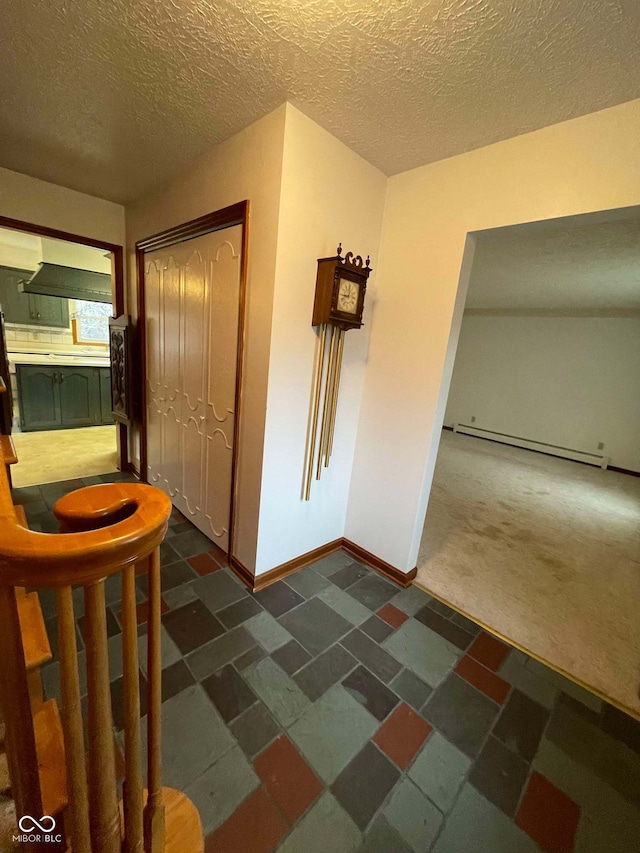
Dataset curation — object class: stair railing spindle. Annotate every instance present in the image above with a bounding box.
[84,580,121,853]
[56,584,91,853]
[122,563,144,853]
[144,547,165,853]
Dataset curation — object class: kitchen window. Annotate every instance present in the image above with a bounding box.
[72,299,112,345]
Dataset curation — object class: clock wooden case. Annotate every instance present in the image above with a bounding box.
[312,244,371,330]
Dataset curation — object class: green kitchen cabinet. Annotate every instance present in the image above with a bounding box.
[58,367,100,427]
[0,268,32,325]
[16,366,62,431]
[0,269,70,328]
[28,293,70,328]
[17,364,114,431]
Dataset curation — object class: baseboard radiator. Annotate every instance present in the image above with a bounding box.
[452,423,610,469]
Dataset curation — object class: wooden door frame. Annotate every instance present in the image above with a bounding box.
[0,215,130,471]
[136,200,249,561]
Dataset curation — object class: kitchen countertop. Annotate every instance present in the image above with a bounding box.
[8,351,110,369]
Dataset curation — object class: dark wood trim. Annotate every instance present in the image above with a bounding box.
[442,424,454,432]
[341,539,417,588]
[135,246,148,482]
[135,201,249,561]
[110,244,126,317]
[228,555,256,590]
[229,537,415,592]
[0,215,122,254]
[609,465,640,478]
[136,202,247,253]
[227,202,250,563]
[0,215,130,472]
[118,425,131,472]
[254,538,343,591]
[230,539,343,592]
[0,321,12,438]
[110,245,130,471]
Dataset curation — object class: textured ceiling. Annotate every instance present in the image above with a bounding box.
[467,212,640,312]
[2,0,640,203]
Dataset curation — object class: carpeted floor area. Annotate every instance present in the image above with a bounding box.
[417,431,640,718]
[11,424,118,487]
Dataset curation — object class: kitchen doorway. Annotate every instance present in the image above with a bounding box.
[0,215,128,488]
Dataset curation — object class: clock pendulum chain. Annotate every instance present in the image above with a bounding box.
[304,323,327,501]
[316,325,338,479]
[325,327,345,464]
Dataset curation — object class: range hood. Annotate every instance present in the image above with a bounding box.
[19,262,112,303]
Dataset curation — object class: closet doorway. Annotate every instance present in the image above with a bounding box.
[137,202,248,555]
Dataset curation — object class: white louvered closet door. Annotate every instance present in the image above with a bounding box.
[144,225,242,552]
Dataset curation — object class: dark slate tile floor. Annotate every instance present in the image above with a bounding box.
[13,476,640,853]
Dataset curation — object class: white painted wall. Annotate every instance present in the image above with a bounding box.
[126,106,287,571]
[254,105,387,574]
[124,96,640,575]
[346,97,640,572]
[0,228,41,270]
[126,103,387,576]
[445,315,640,472]
[41,237,111,273]
[0,166,125,247]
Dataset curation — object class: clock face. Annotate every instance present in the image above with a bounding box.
[336,278,359,314]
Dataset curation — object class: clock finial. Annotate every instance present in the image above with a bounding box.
[337,242,343,258]
[365,255,370,268]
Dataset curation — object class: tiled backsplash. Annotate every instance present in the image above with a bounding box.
[5,321,110,356]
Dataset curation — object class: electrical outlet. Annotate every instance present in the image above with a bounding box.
[597,442,605,450]
[470,415,476,423]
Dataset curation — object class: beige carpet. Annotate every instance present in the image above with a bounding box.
[11,425,118,487]
[417,431,640,717]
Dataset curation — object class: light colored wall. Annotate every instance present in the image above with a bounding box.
[126,106,287,571]
[0,230,112,274]
[40,238,111,273]
[346,97,640,572]
[254,104,387,574]
[445,315,640,472]
[125,103,386,575]
[0,167,125,247]
[0,228,41,270]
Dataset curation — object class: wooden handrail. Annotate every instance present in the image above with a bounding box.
[0,449,168,848]
[0,443,203,853]
[0,479,171,585]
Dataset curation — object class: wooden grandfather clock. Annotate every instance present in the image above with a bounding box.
[304,244,372,499]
